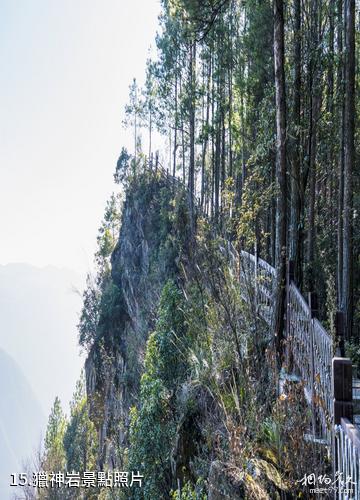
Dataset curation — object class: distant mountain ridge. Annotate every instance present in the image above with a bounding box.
[0,262,85,416]
[0,263,85,498]
[0,349,45,499]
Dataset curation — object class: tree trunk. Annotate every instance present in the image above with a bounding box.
[342,0,355,338]
[337,0,345,304]
[188,41,196,232]
[328,0,336,228]
[148,108,152,169]
[289,0,301,283]
[307,0,321,293]
[214,104,221,223]
[179,73,186,183]
[273,0,287,362]
[173,71,178,179]
[201,57,211,210]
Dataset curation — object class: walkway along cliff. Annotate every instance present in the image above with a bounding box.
[81,167,360,499]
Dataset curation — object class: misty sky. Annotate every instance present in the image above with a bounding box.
[0,0,161,274]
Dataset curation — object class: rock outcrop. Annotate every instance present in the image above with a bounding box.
[85,173,190,469]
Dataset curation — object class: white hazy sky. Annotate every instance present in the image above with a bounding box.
[0,0,161,274]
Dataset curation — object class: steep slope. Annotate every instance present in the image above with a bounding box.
[85,173,191,470]
[82,173,323,499]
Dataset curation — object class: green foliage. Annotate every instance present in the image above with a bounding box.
[63,373,98,472]
[78,192,123,352]
[95,193,122,267]
[78,275,101,351]
[44,397,67,470]
[96,280,126,348]
[345,338,360,373]
[128,281,188,499]
[114,147,131,185]
[126,172,190,280]
[323,265,337,338]
[78,271,122,353]
[123,78,146,173]
[36,0,355,493]
[145,281,188,388]
[235,86,275,252]
[171,479,207,500]
[128,383,174,499]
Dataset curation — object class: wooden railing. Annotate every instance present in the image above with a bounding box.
[151,166,358,496]
[239,251,334,441]
[335,418,360,499]
[284,280,334,442]
[236,247,360,498]
[312,318,333,440]
[239,249,276,326]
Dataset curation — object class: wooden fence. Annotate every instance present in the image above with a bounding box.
[335,418,360,499]
[151,166,360,498]
[236,246,334,442]
[235,246,360,498]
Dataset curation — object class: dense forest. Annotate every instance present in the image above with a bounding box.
[26,0,360,498]
[117,0,358,343]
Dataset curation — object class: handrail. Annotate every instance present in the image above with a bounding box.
[238,252,335,444]
[335,418,360,499]
[312,318,333,437]
[287,281,313,397]
[148,164,357,491]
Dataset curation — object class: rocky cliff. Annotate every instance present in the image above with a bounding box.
[85,172,191,471]
[82,172,318,499]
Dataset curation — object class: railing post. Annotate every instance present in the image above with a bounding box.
[332,357,353,484]
[335,311,345,357]
[332,357,353,425]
